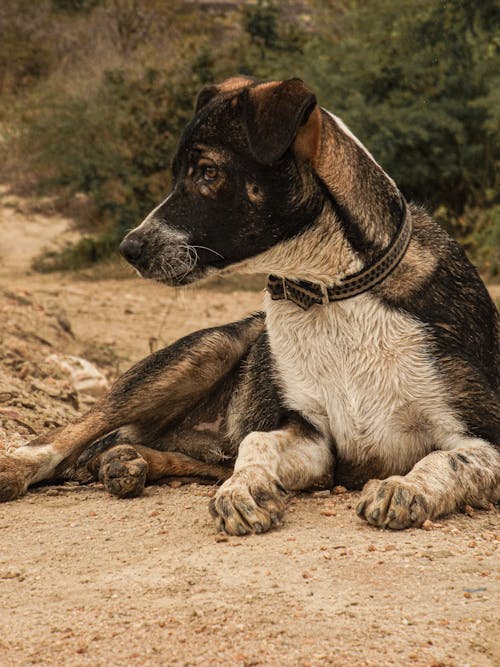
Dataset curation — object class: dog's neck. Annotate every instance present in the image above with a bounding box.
[266,199,412,309]
[233,200,361,283]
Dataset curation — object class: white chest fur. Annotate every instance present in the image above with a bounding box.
[265,293,462,475]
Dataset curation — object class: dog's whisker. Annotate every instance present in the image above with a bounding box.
[187,245,199,272]
[191,245,225,260]
[177,243,196,280]
[158,253,189,281]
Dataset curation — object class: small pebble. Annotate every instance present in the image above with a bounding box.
[311,490,331,498]
[0,566,25,580]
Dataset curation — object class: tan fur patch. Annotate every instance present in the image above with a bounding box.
[388,237,438,296]
[380,211,438,298]
[245,181,264,205]
[217,76,256,94]
[294,105,322,164]
[315,111,401,246]
[129,445,231,481]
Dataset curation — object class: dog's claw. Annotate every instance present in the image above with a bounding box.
[355,500,366,517]
[357,477,431,529]
[210,465,289,536]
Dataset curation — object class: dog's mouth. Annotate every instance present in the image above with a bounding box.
[136,247,231,287]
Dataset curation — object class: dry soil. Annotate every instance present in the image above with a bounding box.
[0,190,498,667]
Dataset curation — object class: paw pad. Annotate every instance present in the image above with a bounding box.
[99,445,148,499]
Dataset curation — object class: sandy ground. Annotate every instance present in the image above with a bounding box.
[0,191,498,667]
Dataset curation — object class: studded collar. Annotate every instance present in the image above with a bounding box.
[266,199,413,310]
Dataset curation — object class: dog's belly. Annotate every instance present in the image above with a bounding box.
[266,294,462,481]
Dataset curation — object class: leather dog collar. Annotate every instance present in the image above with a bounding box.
[267,199,413,310]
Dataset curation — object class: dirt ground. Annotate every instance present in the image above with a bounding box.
[0,190,498,667]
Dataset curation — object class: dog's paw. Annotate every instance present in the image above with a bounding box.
[98,445,148,499]
[209,465,289,535]
[0,452,30,502]
[356,476,431,529]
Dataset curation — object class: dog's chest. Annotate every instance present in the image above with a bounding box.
[265,294,451,473]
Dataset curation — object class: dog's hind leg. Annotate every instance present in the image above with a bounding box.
[209,418,334,535]
[0,314,264,502]
[356,436,500,529]
[86,444,232,498]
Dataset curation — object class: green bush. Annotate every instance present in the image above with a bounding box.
[300,0,499,219]
[17,65,214,269]
[463,205,500,278]
[1,0,498,275]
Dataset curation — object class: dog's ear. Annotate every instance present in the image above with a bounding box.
[241,78,320,165]
[195,77,258,114]
[195,84,219,113]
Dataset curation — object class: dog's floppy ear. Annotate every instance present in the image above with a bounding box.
[195,84,219,113]
[195,76,258,114]
[241,78,320,165]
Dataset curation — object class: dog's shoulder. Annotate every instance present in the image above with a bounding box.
[378,204,499,390]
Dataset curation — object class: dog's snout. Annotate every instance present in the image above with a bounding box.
[120,236,143,263]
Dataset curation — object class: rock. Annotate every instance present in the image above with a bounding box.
[55,312,74,337]
[311,490,331,498]
[0,566,25,580]
[46,354,109,407]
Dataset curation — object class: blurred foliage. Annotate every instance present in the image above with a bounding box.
[52,0,101,12]
[0,0,498,275]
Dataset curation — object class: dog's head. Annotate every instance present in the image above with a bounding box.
[119,77,327,285]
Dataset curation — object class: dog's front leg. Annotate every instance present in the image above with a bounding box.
[0,315,264,501]
[357,437,500,529]
[210,422,333,535]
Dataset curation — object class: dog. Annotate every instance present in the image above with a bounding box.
[1,76,498,535]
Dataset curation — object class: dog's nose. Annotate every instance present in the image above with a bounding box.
[120,236,143,263]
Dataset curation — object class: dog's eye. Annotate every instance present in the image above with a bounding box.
[201,165,218,182]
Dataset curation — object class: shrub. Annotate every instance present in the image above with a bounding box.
[16,65,213,269]
[1,0,498,275]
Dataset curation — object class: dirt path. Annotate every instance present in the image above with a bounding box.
[0,196,498,666]
[0,186,80,279]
